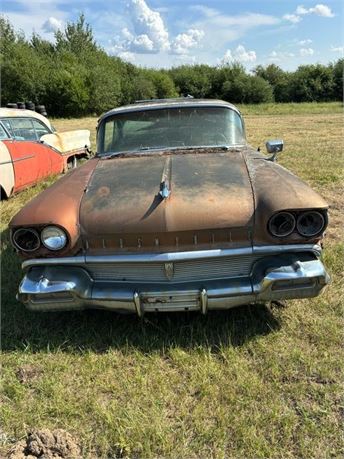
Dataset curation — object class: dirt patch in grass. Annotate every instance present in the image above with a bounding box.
[7,429,81,459]
[15,365,43,385]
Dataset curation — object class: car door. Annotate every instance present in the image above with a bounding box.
[0,123,15,198]
[31,118,64,174]
[1,117,64,192]
[1,117,41,191]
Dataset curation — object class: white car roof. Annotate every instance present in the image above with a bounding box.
[0,108,52,130]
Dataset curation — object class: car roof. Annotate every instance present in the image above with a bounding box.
[99,99,241,124]
[0,108,52,130]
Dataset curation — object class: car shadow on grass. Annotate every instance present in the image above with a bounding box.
[1,228,281,353]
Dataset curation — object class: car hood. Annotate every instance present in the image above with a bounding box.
[79,150,254,247]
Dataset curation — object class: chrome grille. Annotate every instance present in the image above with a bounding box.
[86,254,260,283]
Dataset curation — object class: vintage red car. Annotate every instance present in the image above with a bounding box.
[10,98,329,315]
[0,108,90,198]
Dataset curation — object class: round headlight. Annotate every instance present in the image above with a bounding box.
[41,226,67,250]
[268,212,296,237]
[12,228,40,252]
[297,211,325,237]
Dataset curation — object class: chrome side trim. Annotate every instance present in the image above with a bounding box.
[23,256,86,269]
[0,154,35,165]
[252,244,322,256]
[22,244,322,269]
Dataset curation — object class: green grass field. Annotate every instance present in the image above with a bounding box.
[1,102,343,458]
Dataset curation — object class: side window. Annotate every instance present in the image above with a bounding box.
[2,119,14,137]
[32,119,51,139]
[0,122,10,140]
[7,118,37,141]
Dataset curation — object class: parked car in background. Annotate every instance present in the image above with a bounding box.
[0,108,91,198]
[9,98,329,315]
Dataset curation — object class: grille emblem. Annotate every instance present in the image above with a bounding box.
[164,262,174,280]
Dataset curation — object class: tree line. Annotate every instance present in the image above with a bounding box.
[1,15,343,117]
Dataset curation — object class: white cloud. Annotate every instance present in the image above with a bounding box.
[5,0,68,41]
[205,13,279,28]
[295,6,309,15]
[116,0,170,53]
[298,39,313,45]
[284,3,334,24]
[117,51,136,62]
[300,47,314,56]
[298,4,334,17]
[112,0,204,56]
[330,46,344,53]
[170,29,204,55]
[221,45,257,65]
[268,50,295,62]
[42,16,64,33]
[191,10,279,57]
[190,5,219,18]
[283,14,302,23]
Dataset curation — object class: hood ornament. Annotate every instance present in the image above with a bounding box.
[159,181,170,199]
[159,157,172,200]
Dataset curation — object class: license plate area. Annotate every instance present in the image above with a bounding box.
[140,290,200,312]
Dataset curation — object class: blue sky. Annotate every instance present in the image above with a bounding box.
[2,0,343,69]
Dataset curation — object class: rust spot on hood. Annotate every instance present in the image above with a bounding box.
[79,150,255,245]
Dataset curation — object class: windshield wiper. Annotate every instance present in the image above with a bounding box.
[99,144,237,159]
[139,146,167,151]
[100,146,169,159]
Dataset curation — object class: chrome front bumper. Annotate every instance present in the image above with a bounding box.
[17,245,330,314]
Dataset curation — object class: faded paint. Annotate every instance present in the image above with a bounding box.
[0,108,53,130]
[243,152,328,245]
[0,109,91,196]
[80,151,254,238]
[41,130,90,153]
[9,98,328,258]
[10,159,99,257]
[0,140,14,197]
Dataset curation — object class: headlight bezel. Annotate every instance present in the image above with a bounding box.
[12,228,41,252]
[268,209,327,239]
[268,211,296,238]
[296,211,326,238]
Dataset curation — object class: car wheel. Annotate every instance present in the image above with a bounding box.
[67,156,78,169]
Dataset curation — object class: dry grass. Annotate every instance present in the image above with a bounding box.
[1,103,343,458]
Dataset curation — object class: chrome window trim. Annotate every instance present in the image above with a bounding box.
[99,101,242,124]
[0,120,11,139]
[22,244,322,270]
[97,104,246,155]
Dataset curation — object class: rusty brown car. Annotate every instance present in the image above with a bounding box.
[9,98,330,315]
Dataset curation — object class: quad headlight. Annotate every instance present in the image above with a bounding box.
[12,228,41,252]
[268,210,327,238]
[41,226,67,250]
[296,211,325,237]
[268,212,296,237]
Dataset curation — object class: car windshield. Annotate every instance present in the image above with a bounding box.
[98,106,245,155]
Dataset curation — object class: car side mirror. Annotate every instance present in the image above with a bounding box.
[266,139,284,161]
